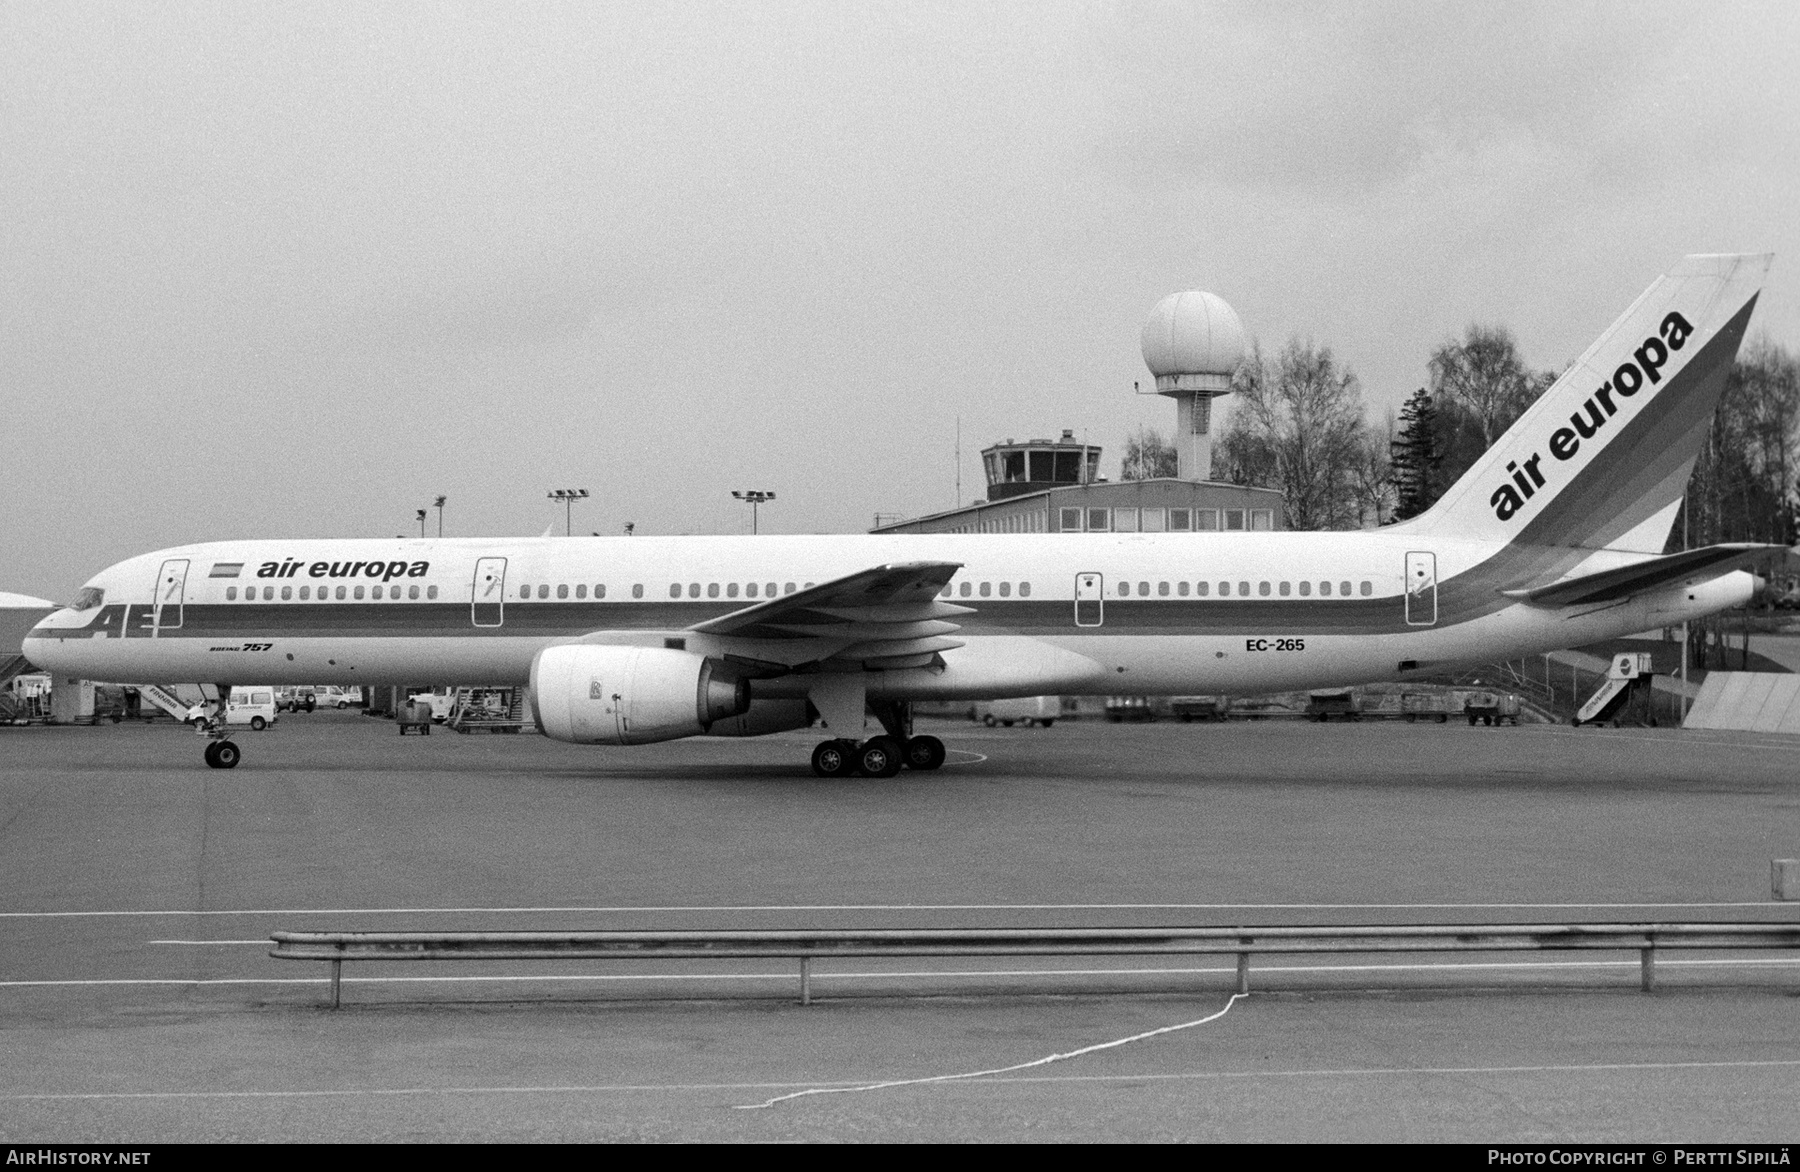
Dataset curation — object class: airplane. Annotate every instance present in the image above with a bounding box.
[24,253,1780,775]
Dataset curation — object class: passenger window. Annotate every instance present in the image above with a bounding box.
[1117,581,1130,597]
[1138,581,1150,596]
[746,583,758,598]
[727,583,739,598]
[280,586,292,600]
[689,583,701,598]
[1360,580,1373,596]
[226,587,237,600]
[669,584,681,598]
[940,586,953,598]
[299,586,310,600]
[372,585,383,600]
[1195,581,1207,596]
[264,586,276,600]
[1158,581,1170,596]
[1218,581,1229,596]
[1340,581,1352,596]
[520,585,531,599]
[979,582,991,597]
[1320,581,1332,596]
[353,585,365,600]
[1299,581,1311,596]
[409,585,420,600]
[1258,581,1271,597]
[557,584,568,600]
[1019,582,1030,597]
[595,584,605,599]
[707,583,720,598]
[575,584,587,599]
[766,582,777,597]
[335,586,346,600]
[1278,582,1290,597]
[632,584,643,599]
[998,582,1011,597]
[1176,581,1189,596]
[428,585,438,600]
[539,585,550,599]
[1238,581,1250,596]
[960,582,972,597]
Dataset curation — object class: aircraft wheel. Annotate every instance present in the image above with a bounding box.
[811,739,855,778]
[903,734,946,771]
[214,741,241,769]
[203,742,221,768]
[858,736,904,778]
[982,715,997,727]
[250,716,267,731]
[1039,719,1054,728]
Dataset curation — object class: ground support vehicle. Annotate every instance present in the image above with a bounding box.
[1305,691,1361,722]
[1170,696,1226,722]
[975,696,1059,727]
[1460,691,1522,726]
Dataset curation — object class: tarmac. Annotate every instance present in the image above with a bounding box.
[2,712,1798,1142]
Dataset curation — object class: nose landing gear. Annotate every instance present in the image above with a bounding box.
[203,740,241,769]
[196,685,241,769]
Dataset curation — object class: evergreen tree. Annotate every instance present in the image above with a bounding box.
[1389,387,1441,520]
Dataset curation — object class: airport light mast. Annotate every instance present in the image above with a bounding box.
[415,509,427,537]
[732,490,775,535]
[547,488,589,536]
[433,494,446,538]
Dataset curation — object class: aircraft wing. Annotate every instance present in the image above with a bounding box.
[687,561,971,669]
[1504,543,1783,607]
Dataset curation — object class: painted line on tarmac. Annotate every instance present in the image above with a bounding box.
[9,1057,1800,1102]
[737,993,1249,1108]
[1534,726,1800,753]
[7,956,1798,989]
[941,749,987,766]
[2,900,1783,919]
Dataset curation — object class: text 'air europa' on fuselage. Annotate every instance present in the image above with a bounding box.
[1489,312,1693,522]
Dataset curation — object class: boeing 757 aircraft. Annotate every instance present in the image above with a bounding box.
[25,254,1779,775]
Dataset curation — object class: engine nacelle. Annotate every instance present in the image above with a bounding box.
[530,644,749,745]
[703,698,814,738]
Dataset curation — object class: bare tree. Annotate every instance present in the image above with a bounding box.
[1428,324,1540,450]
[1217,338,1368,530]
[1120,425,1178,480]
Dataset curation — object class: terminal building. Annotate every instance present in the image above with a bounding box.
[871,287,1285,536]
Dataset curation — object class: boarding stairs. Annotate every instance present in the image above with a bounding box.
[1574,653,1658,727]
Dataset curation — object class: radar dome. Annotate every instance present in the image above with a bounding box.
[1140,290,1246,392]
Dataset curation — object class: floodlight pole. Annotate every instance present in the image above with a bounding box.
[548,489,590,536]
[415,509,427,538]
[732,490,776,535]
[433,495,447,538]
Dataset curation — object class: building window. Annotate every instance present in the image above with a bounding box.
[1196,509,1219,531]
[1060,508,1083,532]
[1087,508,1109,532]
[1168,508,1191,532]
[1250,509,1273,531]
[1278,581,1291,596]
[1114,508,1139,533]
[557,584,569,599]
[1141,508,1166,532]
[1225,509,1246,531]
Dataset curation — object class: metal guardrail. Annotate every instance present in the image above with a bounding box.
[269,923,1800,1008]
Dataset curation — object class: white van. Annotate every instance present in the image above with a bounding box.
[315,686,363,710]
[187,688,280,731]
[974,696,1060,727]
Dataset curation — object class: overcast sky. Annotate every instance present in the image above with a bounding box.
[5,1,1798,598]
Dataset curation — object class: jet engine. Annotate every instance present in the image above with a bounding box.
[530,644,749,745]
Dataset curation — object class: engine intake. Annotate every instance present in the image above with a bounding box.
[530,644,749,745]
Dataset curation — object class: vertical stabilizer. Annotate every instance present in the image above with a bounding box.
[1407,254,1770,552]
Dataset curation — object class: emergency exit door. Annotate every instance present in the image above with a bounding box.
[1405,551,1437,626]
[152,559,189,636]
[1074,573,1104,627]
[472,557,507,627]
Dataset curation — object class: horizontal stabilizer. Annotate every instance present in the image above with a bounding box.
[1504,544,1783,607]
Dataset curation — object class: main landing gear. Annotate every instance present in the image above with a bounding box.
[808,698,946,778]
[810,734,946,778]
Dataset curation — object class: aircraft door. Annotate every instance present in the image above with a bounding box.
[1405,551,1437,626]
[1074,573,1104,627]
[152,559,189,636]
[472,557,507,627]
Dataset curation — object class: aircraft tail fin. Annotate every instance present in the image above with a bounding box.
[1406,254,1770,553]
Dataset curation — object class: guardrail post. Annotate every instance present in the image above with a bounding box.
[1640,946,1655,992]
[1236,952,1250,994]
[330,957,342,1009]
[799,957,812,1006]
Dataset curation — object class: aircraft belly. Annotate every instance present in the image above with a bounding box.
[22,635,540,686]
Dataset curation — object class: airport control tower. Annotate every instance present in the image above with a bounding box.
[1139,290,1247,481]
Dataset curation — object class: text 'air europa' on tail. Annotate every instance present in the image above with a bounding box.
[1409,253,1772,553]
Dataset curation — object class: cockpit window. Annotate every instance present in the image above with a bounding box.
[72,587,105,611]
